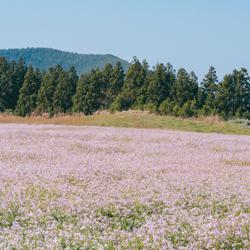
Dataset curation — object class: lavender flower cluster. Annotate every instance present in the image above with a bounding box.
[0,124,249,249]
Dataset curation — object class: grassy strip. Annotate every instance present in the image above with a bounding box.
[0,113,249,135]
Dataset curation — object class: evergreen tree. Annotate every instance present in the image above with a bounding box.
[0,58,26,111]
[113,57,148,110]
[134,59,150,107]
[37,65,63,115]
[0,57,10,111]
[103,64,113,83]
[198,66,218,112]
[10,59,27,110]
[73,74,90,114]
[73,69,104,114]
[0,55,249,119]
[53,67,78,114]
[202,66,218,95]
[215,74,233,118]
[53,71,70,114]
[146,63,175,107]
[16,66,42,116]
[68,66,79,95]
[109,62,124,103]
[102,64,113,107]
[174,68,198,106]
[102,62,125,109]
[189,71,199,101]
[216,68,250,118]
[166,63,176,100]
[233,68,250,117]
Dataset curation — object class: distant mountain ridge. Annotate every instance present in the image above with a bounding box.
[0,48,129,75]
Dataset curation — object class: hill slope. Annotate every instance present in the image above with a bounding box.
[0,48,129,75]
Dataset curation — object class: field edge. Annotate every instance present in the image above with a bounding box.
[0,113,249,135]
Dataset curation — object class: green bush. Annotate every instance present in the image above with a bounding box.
[242,112,250,120]
[159,99,175,115]
[143,103,157,113]
[173,104,181,117]
[179,100,197,118]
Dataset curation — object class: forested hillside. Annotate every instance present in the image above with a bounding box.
[0,48,129,74]
[0,56,249,119]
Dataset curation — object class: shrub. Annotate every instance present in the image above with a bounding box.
[243,112,250,120]
[159,99,175,115]
[173,104,181,117]
[179,100,197,118]
[143,103,157,113]
[110,91,135,111]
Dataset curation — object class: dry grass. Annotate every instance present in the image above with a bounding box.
[223,159,250,167]
[0,112,249,135]
[195,115,225,127]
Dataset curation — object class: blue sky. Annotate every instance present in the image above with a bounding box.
[0,0,250,80]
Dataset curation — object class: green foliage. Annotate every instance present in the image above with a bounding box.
[37,65,64,116]
[0,48,129,75]
[73,74,94,115]
[73,69,106,114]
[160,100,197,118]
[0,57,27,111]
[198,66,218,109]
[0,203,20,229]
[143,103,157,113]
[146,63,175,107]
[16,66,42,116]
[109,62,125,103]
[0,55,249,120]
[215,68,250,119]
[113,57,149,110]
[179,100,197,118]
[159,99,176,116]
[243,112,250,120]
[173,69,198,106]
[111,90,135,111]
[96,201,155,232]
[53,67,78,114]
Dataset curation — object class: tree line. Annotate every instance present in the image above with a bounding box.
[0,56,249,119]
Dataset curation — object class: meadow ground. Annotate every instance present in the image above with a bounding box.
[0,124,249,249]
[0,112,250,135]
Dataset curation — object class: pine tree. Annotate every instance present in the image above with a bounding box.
[174,68,198,107]
[108,62,124,104]
[68,66,79,95]
[234,68,250,117]
[202,66,218,94]
[53,67,78,114]
[73,69,104,114]
[16,66,42,116]
[198,66,218,112]
[216,68,250,118]
[37,65,63,115]
[0,57,10,111]
[0,58,26,111]
[113,57,148,110]
[146,63,174,107]
[10,59,27,110]
[189,71,199,99]
[73,74,89,114]
[101,64,113,107]
[216,74,233,117]
[166,63,176,100]
[0,55,249,119]
[53,71,70,114]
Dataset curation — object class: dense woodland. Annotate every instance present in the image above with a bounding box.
[0,48,129,75]
[0,56,249,119]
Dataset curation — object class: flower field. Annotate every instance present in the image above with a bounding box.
[0,124,249,249]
